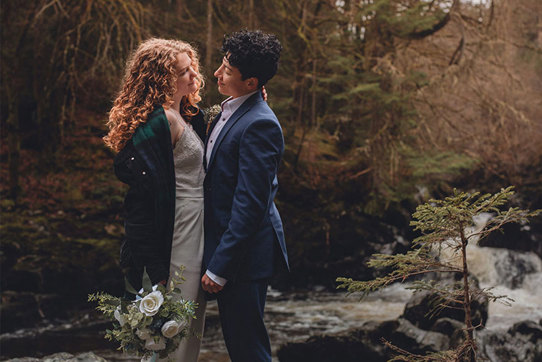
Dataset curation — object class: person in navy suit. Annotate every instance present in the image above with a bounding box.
[201,30,289,362]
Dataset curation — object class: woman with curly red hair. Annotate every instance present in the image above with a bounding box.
[104,38,207,361]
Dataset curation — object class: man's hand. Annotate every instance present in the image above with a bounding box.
[201,273,224,294]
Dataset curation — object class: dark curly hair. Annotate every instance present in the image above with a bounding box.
[221,29,282,87]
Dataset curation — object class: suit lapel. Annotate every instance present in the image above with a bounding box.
[207,93,261,171]
[204,112,221,171]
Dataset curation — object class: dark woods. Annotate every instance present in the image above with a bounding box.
[1,0,541,286]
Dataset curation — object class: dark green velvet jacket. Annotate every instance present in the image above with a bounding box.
[114,106,205,290]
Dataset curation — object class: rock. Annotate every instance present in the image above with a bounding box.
[277,328,386,362]
[0,291,78,333]
[45,352,107,362]
[479,218,542,259]
[6,352,106,362]
[478,320,542,362]
[430,317,465,348]
[401,275,488,331]
[509,320,542,343]
[391,318,450,354]
[275,199,413,291]
[278,317,542,362]
[3,269,42,292]
[493,250,542,289]
[430,317,464,336]
[0,314,115,360]
[277,319,450,362]
[1,292,42,334]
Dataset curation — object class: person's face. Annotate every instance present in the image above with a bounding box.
[214,56,257,98]
[173,52,198,100]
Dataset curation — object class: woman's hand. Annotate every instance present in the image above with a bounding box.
[201,274,223,294]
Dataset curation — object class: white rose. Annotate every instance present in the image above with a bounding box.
[136,328,152,340]
[139,291,164,316]
[145,336,166,351]
[114,307,126,326]
[161,320,183,338]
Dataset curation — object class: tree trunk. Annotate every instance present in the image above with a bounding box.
[205,0,213,72]
[311,59,317,128]
[248,0,255,28]
[6,89,21,202]
[460,226,476,362]
[293,77,306,171]
[176,0,184,17]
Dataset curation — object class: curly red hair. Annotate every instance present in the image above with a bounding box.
[104,38,204,152]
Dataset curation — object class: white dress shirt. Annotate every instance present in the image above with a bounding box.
[205,90,258,287]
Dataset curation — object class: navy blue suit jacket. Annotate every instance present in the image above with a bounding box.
[203,92,289,282]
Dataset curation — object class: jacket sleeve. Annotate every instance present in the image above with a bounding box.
[114,144,169,286]
[207,118,284,279]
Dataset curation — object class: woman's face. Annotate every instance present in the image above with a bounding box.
[173,52,198,100]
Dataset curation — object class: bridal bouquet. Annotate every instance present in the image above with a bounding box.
[88,267,197,359]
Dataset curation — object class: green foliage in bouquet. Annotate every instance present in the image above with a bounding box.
[89,266,197,359]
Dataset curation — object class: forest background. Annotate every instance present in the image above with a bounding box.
[1,0,541,354]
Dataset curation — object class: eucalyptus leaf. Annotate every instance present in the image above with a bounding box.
[142,267,152,293]
[124,277,138,295]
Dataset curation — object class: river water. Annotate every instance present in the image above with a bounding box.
[3,214,541,361]
[90,285,412,362]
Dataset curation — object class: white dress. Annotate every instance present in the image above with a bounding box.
[165,113,207,361]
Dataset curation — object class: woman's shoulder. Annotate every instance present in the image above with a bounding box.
[162,106,178,117]
[132,106,170,147]
[147,105,168,126]
[137,106,168,132]
[162,107,181,126]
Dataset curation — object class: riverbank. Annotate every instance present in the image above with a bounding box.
[3,241,542,362]
[1,287,411,361]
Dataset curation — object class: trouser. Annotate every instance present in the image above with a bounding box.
[216,279,271,362]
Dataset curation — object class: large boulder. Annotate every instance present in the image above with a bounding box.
[401,275,489,331]
[478,320,542,361]
[479,218,542,259]
[277,319,450,362]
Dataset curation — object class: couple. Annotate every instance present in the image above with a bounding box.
[104,30,289,362]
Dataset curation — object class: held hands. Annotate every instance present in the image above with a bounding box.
[201,274,223,294]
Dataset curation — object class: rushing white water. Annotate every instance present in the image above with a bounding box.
[198,284,414,362]
[462,241,542,330]
[439,213,542,331]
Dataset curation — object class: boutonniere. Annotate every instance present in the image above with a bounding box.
[203,104,222,135]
